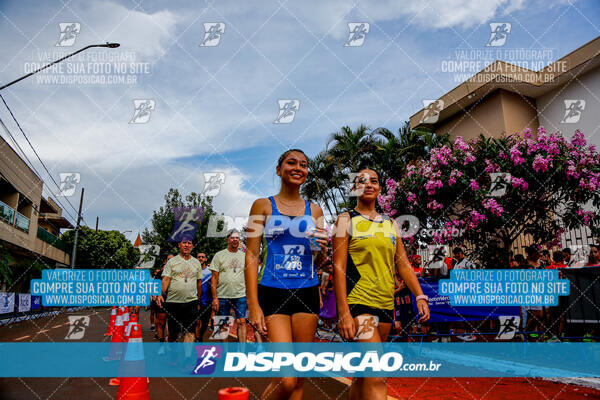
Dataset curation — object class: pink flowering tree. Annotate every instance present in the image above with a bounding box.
[378,127,600,266]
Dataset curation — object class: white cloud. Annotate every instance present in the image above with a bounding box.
[45,161,258,239]
[273,0,530,38]
[56,1,179,59]
[0,0,586,242]
[0,83,274,171]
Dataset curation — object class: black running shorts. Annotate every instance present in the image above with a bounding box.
[258,284,320,316]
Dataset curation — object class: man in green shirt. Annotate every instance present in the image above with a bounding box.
[210,229,247,342]
[156,236,202,344]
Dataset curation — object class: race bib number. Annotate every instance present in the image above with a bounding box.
[273,245,312,279]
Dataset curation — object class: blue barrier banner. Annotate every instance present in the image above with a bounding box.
[412,279,520,322]
[31,295,41,310]
[30,269,161,307]
[0,342,598,378]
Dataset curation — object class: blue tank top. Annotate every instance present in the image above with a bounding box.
[200,268,212,306]
[258,196,319,289]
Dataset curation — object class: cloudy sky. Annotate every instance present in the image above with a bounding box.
[0,0,598,240]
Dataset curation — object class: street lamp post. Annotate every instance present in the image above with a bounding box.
[0,43,120,91]
[0,42,120,267]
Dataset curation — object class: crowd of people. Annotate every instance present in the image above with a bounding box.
[144,148,598,400]
[145,149,430,400]
[388,242,600,342]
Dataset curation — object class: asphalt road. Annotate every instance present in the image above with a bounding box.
[0,308,598,400]
[0,308,350,399]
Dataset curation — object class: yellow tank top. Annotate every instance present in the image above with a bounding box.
[346,209,397,310]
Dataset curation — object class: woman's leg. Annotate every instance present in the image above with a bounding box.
[289,313,319,400]
[349,316,391,400]
[261,314,296,400]
[156,312,167,341]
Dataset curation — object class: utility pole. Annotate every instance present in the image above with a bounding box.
[95,216,99,232]
[70,187,84,268]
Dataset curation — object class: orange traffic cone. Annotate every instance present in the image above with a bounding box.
[123,318,130,340]
[107,309,126,385]
[105,306,117,336]
[112,315,141,387]
[105,307,125,361]
[124,314,138,340]
[116,323,149,400]
[123,307,130,324]
[218,387,249,400]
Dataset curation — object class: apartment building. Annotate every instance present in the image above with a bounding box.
[410,36,600,144]
[0,133,73,270]
[409,36,600,255]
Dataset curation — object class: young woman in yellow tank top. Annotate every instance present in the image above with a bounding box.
[332,168,430,400]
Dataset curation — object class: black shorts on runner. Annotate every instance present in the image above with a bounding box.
[165,300,199,335]
[349,303,394,324]
[151,299,166,313]
[258,284,320,316]
[198,304,212,323]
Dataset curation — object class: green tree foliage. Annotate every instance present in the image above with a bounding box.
[141,188,228,264]
[61,227,140,269]
[302,122,448,217]
[381,128,600,266]
[0,241,14,288]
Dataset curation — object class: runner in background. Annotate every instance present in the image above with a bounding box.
[513,254,527,268]
[562,248,573,266]
[210,229,247,342]
[539,250,551,268]
[585,244,600,266]
[394,254,422,337]
[151,254,173,341]
[453,247,475,269]
[245,149,328,400]
[410,254,423,277]
[156,237,202,367]
[524,245,544,339]
[547,250,568,341]
[319,261,336,329]
[333,168,430,400]
[195,252,212,341]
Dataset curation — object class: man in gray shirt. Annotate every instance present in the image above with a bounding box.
[156,236,202,344]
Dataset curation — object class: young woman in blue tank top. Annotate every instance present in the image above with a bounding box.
[245,149,328,400]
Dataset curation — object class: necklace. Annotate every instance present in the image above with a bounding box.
[274,195,304,211]
[355,208,382,222]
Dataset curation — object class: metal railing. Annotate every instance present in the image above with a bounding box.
[36,226,68,252]
[0,200,15,224]
[14,211,30,233]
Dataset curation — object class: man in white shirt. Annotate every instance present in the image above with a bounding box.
[453,247,476,269]
[210,229,247,342]
[156,236,202,344]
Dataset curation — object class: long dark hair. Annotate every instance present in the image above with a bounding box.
[277,149,308,168]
